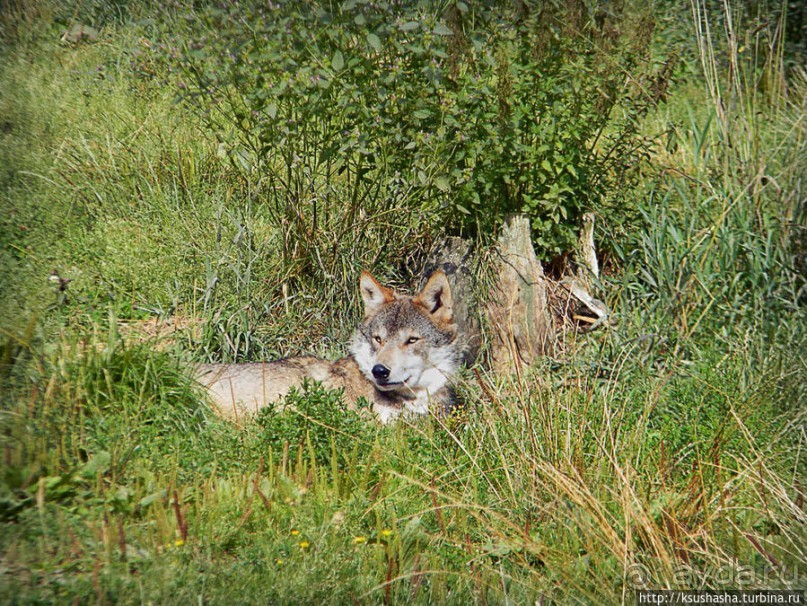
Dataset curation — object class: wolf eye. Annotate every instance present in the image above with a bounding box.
[373,335,383,345]
[406,336,420,345]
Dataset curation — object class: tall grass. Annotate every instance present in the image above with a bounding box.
[615,0,805,350]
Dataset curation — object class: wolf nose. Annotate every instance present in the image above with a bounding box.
[372,364,391,381]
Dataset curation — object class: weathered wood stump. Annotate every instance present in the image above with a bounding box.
[421,215,555,374]
[485,215,555,372]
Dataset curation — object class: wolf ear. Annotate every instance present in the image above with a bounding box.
[414,270,454,324]
[359,271,395,317]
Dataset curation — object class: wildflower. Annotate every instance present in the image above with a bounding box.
[299,540,311,549]
[276,559,284,565]
[174,539,185,547]
[290,529,300,536]
[352,536,367,545]
[380,529,393,538]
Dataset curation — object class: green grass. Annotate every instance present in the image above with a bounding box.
[1,329,803,603]
[1,0,805,603]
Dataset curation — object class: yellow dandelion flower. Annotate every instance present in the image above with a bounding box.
[174,539,185,547]
[276,559,284,565]
[299,540,311,549]
[352,536,367,544]
[290,529,300,536]
[380,529,393,538]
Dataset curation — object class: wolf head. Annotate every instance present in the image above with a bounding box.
[350,271,460,402]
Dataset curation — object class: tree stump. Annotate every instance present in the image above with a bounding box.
[421,215,555,374]
[486,215,555,373]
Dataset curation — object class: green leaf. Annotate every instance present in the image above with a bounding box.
[139,490,167,509]
[435,175,450,192]
[433,23,453,36]
[79,451,111,479]
[400,21,420,31]
[331,50,344,71]
[366,33,382,52]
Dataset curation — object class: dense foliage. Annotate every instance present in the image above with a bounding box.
[167,0,669,258]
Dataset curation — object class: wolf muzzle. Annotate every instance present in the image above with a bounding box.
[371,364,391,381]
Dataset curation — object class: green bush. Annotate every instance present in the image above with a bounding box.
[256,380,373,469]
[162,0,671,258]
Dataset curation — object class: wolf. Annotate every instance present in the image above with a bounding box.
[196,270,460,424]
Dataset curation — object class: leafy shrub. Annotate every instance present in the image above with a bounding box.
[160,0,672,259]
[255,380,373,468]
